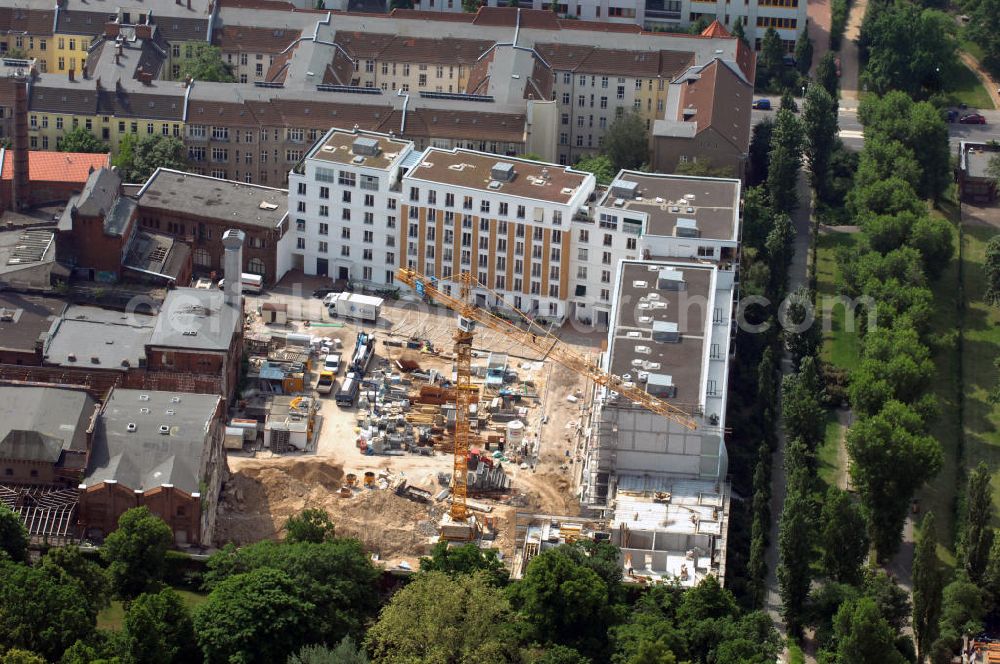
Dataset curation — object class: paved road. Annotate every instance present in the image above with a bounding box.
[765,169,814,662]
[751,102,1000,152]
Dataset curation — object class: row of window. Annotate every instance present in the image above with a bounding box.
[756,15,798,28]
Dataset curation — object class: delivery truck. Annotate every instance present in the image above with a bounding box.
[324,292,383,323]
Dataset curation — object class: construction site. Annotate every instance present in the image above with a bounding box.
[215,272,593,567]
[215,259,733,587]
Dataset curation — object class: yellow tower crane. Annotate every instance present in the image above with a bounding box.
[396,268,699,534]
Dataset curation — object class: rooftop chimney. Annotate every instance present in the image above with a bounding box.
[222,229,245,309]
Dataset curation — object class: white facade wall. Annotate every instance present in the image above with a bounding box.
[478,0,806,46]
[287,143,411,287]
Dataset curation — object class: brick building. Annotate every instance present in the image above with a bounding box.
[0,384,98,487]
[0,148,109,211]
[78,388,226,546]
[135,168,292,285]
[57,167,192,284]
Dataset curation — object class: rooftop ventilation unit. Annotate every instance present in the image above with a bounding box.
[611,180,638,199]
[158,425,170,435]
[488,180,502,190]
[353,138,381,162]
[675,218,700,238]
[613,198,625,207]
[560,187,574,195]
[632,280,648,288]
[491,162,515,182]
[139,407,150,414]
[352,155,365,164]
[635,345,652,354]
[139,394,150,401]
[646,373,677,398]
[652,320,680,343]
[127,423,137,432]
[657,268,686,291]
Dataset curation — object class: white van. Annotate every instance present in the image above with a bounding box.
[218,273,264,294]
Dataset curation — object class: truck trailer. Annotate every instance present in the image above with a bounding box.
[325,292,383,322]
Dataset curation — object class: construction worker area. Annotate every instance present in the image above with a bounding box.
[216,269,729,585]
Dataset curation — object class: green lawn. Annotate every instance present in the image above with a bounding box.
[97,588,209,631]
[816,230,862,372]
[959,224,1000,524]
[818,411,846,490]
[915,208,964,548]
[961,36,986,63]
[944,58,996,111]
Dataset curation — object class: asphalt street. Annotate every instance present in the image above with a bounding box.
[750,95,1000,152]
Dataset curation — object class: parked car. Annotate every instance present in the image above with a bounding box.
[944,109,959,123]
[312,288,336,298]
[959,113,987,125]
[752,98,772,110]
[323,353,342,374]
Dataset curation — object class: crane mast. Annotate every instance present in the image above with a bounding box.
[397,268,698,433]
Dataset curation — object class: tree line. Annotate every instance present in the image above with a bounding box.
[0,504,784,663]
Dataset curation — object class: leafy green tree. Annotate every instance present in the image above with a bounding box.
[101,506,173,598]
[365,571,520,664]
[742,187,773,253]
[0,651,46,664]
[757,27,785,90]
[532,644,590,664]
[389,0,414,9]
[984,532,1000,601]
[848,322,934,415]
[907,215,953,280]
[830,597,908,664]
[289,639,369,664]
[731,19,748,47]
[204,538,380,646]
[794,32,813,76]
[962,462,995,584]
[0,504,28,562]
[782,287,822,368]
[122,588,199,664]
[285,508,336,544]
[777,484,814,637]
[748,119,774,187]
[781,357,825,450]
[905,100,951,201]
[574,154,616,185]
[984,235,1000,305]
[846,400,943,559]
[179,45,235,82]
[508,545,617,659]
[113,134,187,183]
[58,126,109,153]
[913,512,943,664]
[934,573,987,658]
[195,568,316,664]
[673,160,735,178]
[0,560,94,661]
[602,112,648,172]
[766,109,804,215]
[816,52,839,98]
[765,213,795,299]
[819,488,869,584]
[803,84,838,199]
[860,3,956,97]
[40,546,110,614]
[848,176,923,219]
[461,0,481,11]
[419,540,510,586]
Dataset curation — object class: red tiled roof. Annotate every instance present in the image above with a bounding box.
[700,19,731,38]
[1,151,110,184]
[214,26,301,54]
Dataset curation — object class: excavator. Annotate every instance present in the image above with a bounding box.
[395,268,698,537]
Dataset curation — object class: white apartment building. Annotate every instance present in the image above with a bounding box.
[467,1,803,50]
[287,128,740,327]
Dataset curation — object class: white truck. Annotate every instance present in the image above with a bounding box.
[324,292,383,323]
